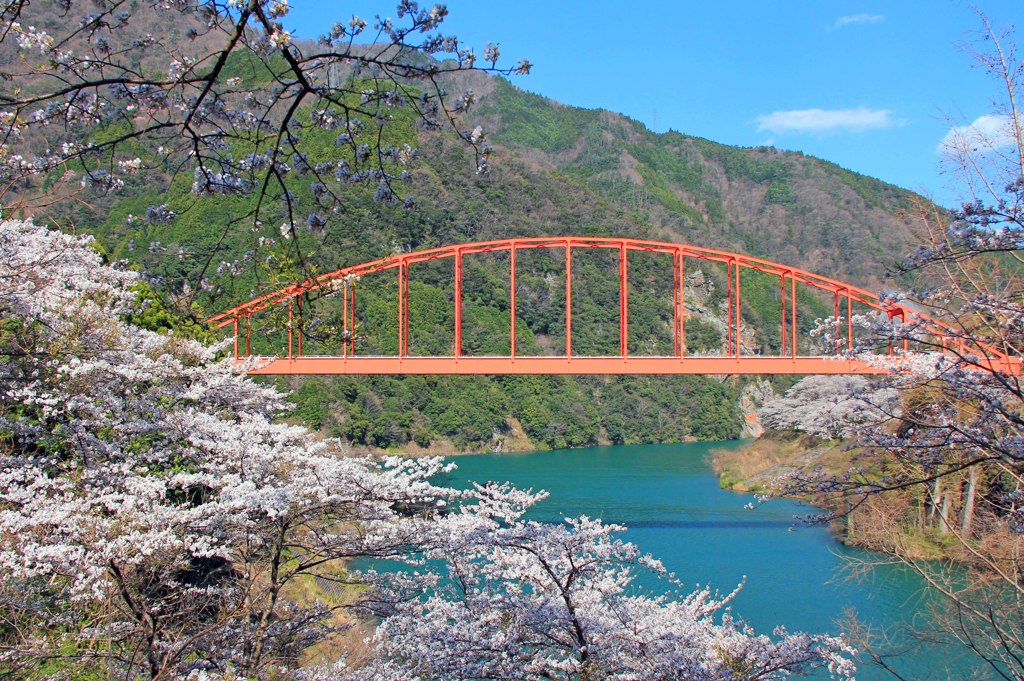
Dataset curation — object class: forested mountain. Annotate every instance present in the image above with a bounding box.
[8,14,925,452]
[472,76,920,288]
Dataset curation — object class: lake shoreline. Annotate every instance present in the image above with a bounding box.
[709,431,971,562]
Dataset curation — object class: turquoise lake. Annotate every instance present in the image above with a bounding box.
[420,440,984,680]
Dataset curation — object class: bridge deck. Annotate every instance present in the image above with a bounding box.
[239,355,891,375]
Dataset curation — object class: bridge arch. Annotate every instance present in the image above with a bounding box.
[208,237,1016,376]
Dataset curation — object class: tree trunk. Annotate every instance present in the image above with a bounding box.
[961,467,979,538]
[918,485,926,529]
[928,479,942,526]
[846,500,855,539]
[939,486,952,535]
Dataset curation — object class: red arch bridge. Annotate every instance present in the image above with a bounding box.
[208,237,1018,376]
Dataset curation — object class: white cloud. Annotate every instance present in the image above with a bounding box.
[833,13,884,29]
[938,114,1020,154]
[755,107,901,136]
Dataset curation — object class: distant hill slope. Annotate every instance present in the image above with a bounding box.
[472,77,919,289]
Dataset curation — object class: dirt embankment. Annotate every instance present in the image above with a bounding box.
[710,431,982,561]
[710,430,852,495]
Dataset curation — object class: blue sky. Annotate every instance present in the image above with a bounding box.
[285,1,1021,207]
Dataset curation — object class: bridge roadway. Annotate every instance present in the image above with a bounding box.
[237,355,890,375]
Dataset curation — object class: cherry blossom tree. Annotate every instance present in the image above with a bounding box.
[0,0,529,289]
[0,216,468,677]
[775,12,1024,678]
[759,375,897,440]
[356,512,855,680]
[0,218,856,678]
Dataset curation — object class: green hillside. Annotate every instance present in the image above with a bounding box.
[21,45,923,453]
[476,78,918,286]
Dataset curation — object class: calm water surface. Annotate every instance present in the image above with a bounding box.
[437,441,984,680]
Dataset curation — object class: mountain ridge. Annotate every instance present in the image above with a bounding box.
[469,76,920,289]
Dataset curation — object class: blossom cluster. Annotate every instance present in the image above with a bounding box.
[759,375,898,439]
[0,0,530,257]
